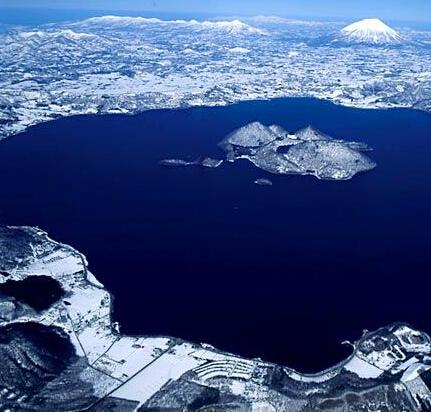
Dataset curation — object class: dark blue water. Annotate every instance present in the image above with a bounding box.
[0,98,430,372]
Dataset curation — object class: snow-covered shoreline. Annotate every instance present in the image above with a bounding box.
[1,225,430,410]
[1,15,430,142]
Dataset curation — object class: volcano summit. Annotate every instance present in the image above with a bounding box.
[335,18,402,45]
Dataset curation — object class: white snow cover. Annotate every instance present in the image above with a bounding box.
[227,47,251,54]
[110,343,204,403]
[19,29,96,40]
[80,15,266,35]
[199,19,266,35]
[340,18,401,44]
[250,15,324,26]
[1,13,430,142]
[344,356,384,379]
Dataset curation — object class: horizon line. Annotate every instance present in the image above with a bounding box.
[0,6,430,25]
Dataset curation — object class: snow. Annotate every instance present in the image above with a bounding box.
[76,320,118,363]
[79,367,120,397]
[344,355,384,379]
[230,380,247,395]
[199,20,267,35]
[23,251,83,278]
[1,15,430,142]
[401,363,431,383]
[288,370,337,383]
[252,402,276,412]
[18,31,45,38]
[193,358,255,381]
[19,29,95,40]
[86,270,105,288]
[340,18,401,44]
[81,15,266,35]
[110,343,204,404]
[394,325,431,353]
[228,47,251,54]
[92,337,171,381]
[84,15,166,25]
[250,15,324,26]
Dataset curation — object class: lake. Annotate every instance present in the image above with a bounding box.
[0,98,430,372]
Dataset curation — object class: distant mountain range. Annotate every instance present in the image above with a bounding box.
[0,14,429,141]
[78,15,267,35]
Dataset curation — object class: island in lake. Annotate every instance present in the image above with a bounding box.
[162,122,376,181]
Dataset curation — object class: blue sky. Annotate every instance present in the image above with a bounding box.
[1,0,430,22]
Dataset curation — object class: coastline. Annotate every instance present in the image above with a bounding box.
[1,225,430,410]
[1,94,429,144]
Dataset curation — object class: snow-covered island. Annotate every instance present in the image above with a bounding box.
[254,178,273,186]
[219,122,376,180]
[159,157,223,168]
[163,122,376,181]
[1,226,431,411]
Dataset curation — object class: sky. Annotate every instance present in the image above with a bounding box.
[0,0,430,22]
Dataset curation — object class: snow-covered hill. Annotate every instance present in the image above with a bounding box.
[336,18,402,45]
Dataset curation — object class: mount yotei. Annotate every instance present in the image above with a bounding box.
[335,18,403,45]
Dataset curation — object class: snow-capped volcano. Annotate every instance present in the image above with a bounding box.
[338,18,401,45]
